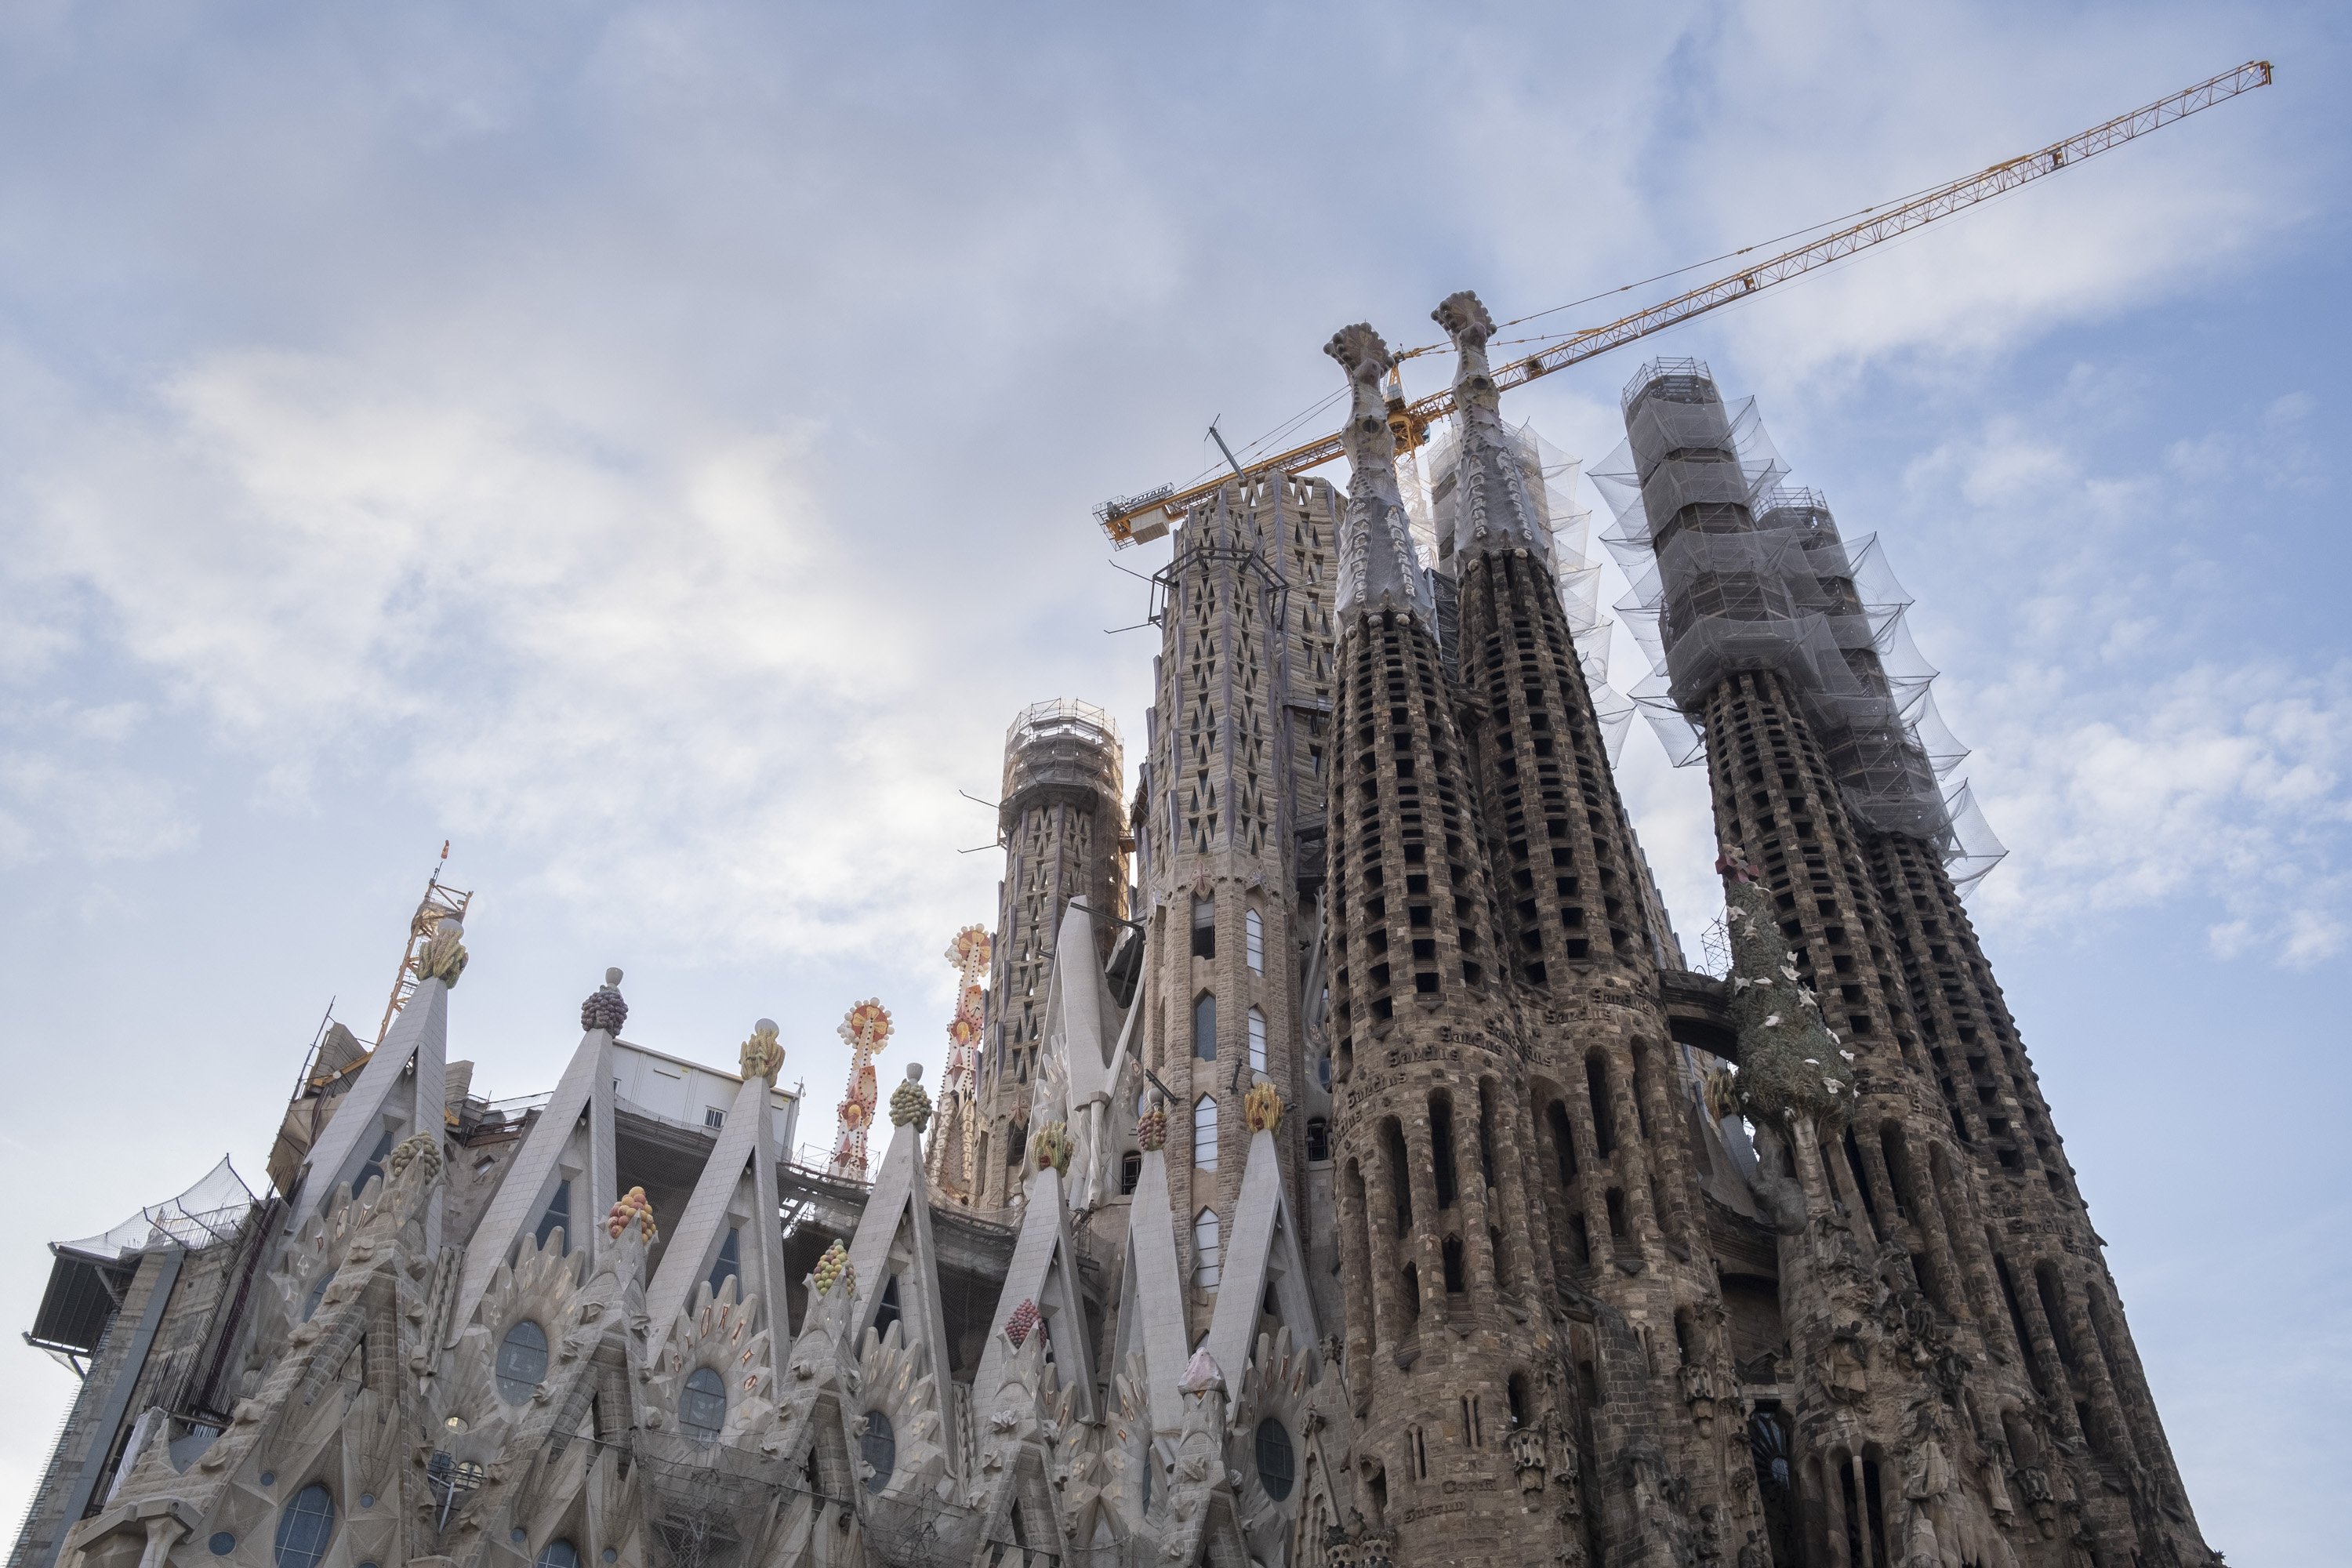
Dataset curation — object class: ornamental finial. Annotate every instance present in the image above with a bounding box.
[605,1185,658,1243]
[416,918,468,987]
[740,1018,786,1083]
[1243,1078,1284,1134]
[581,967,628,1035]
[889,1062,932,1131]
[811,1239,855,1298]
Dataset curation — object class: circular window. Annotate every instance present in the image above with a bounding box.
[209,1534,236,1556]
[273,1484,336,1568]
[358,1494,373,1510]
[681,1367,727,1441]
[1254,1417,1295,1501]
[495,1320,550,1403]
[861,1409,897,1494]
[535,1543,582,1568]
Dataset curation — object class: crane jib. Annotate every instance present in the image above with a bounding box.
[1096,58,2272,547]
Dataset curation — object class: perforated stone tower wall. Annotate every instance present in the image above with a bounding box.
[975,699,1127,1208]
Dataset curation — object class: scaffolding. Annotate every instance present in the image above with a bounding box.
[1593,359,2003,889]
[374,867,474,1045]
[1426,416,1636,761]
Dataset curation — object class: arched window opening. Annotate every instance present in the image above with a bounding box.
[1442,1236,1465,1294]
[1120,1151,1142,1192]
[1193,993,1217,1062]
[1381,1119,1413,1232]
[1842,1127,1880,1219]
[1193,1207,1222,1289]
[1547,1099,1577,1184]
[1879,1123,1917,1218]
[1193,1096,1219,1171]
[873,1274,902,1341]
[495,1321,550,1403]
[681,1367,726,1441]
[534,1179,572,1254]
[1567,1214,1591,1266]
[1247,1007,1268,1074]
[1430,1096,1458,1208]
[1506,1372,1530,1428]
[1192,896,1217,959]
[1993,1252,2042,1388]
[2034,1262,2081,1373]
[1586,1057,1617,1155]
[1399,1264,1421,1324]
[862,1408,897,1492]
[1749,1405,1802,1568]
[302,1270,333,1323]
[1628,1048,1654,1139]
[535,1543,582,1568]
[1254,1417,1295,1501]
[1475,1082,1498,1189]
[706,1227,741,1302]
[272,1484,335,1568]
[354,1129,395,1196]
[1604,1188,1628,1240]
[1244,908,1265,973]
[1489,1225,1508,1288]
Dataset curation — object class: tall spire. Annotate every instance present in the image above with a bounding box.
[1434,289,1552,561]
[1323,323,1431,619]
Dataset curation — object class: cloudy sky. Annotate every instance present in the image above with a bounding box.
[2,2,2343,1559]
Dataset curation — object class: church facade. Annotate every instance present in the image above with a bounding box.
[12,299,2212,1568]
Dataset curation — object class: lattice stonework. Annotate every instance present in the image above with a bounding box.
[826,999,893,1179]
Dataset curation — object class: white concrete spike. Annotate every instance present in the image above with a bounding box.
[1205,1127,1319,1387]
[296,976,451,1236]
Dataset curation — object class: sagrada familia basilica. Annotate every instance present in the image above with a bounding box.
[11,296,2213,1568]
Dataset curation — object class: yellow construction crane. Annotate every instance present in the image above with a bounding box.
[1095,58,2274,548]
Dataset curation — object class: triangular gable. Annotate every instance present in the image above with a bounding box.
[296,977,449,1250]
[839,1080,963,1484]
[452,1022,619,1337]
[1113,1149,1190,1432]
[643,1065,790,1353]
[974,1163,1098,1424]
[1205,1127,1319,1388]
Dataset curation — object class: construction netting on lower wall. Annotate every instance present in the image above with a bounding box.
[1591,358,2004,891]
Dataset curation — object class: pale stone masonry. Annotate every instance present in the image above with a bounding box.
[12,301,2212,1568]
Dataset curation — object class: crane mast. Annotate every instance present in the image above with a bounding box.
[1096,58,2273,547]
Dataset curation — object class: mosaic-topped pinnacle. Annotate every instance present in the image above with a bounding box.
[1324,321,1431,620]
[605,967,622,986]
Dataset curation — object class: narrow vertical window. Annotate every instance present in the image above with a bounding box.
[1192,1207,1222,1288]
[1192,896,1217,959]
[533,1179,572,1254]
[1244,908,1265,973]
[705,1227,741,1301]
[1194,993,1217,1062]
[1194,1096,1219,1171]
[1247,1007,1268,1074]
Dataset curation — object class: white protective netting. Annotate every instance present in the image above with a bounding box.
[1428,418,1636,762]
[1592,360,2004,890]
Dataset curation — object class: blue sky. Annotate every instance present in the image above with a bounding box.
[1,2,2343,1559]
